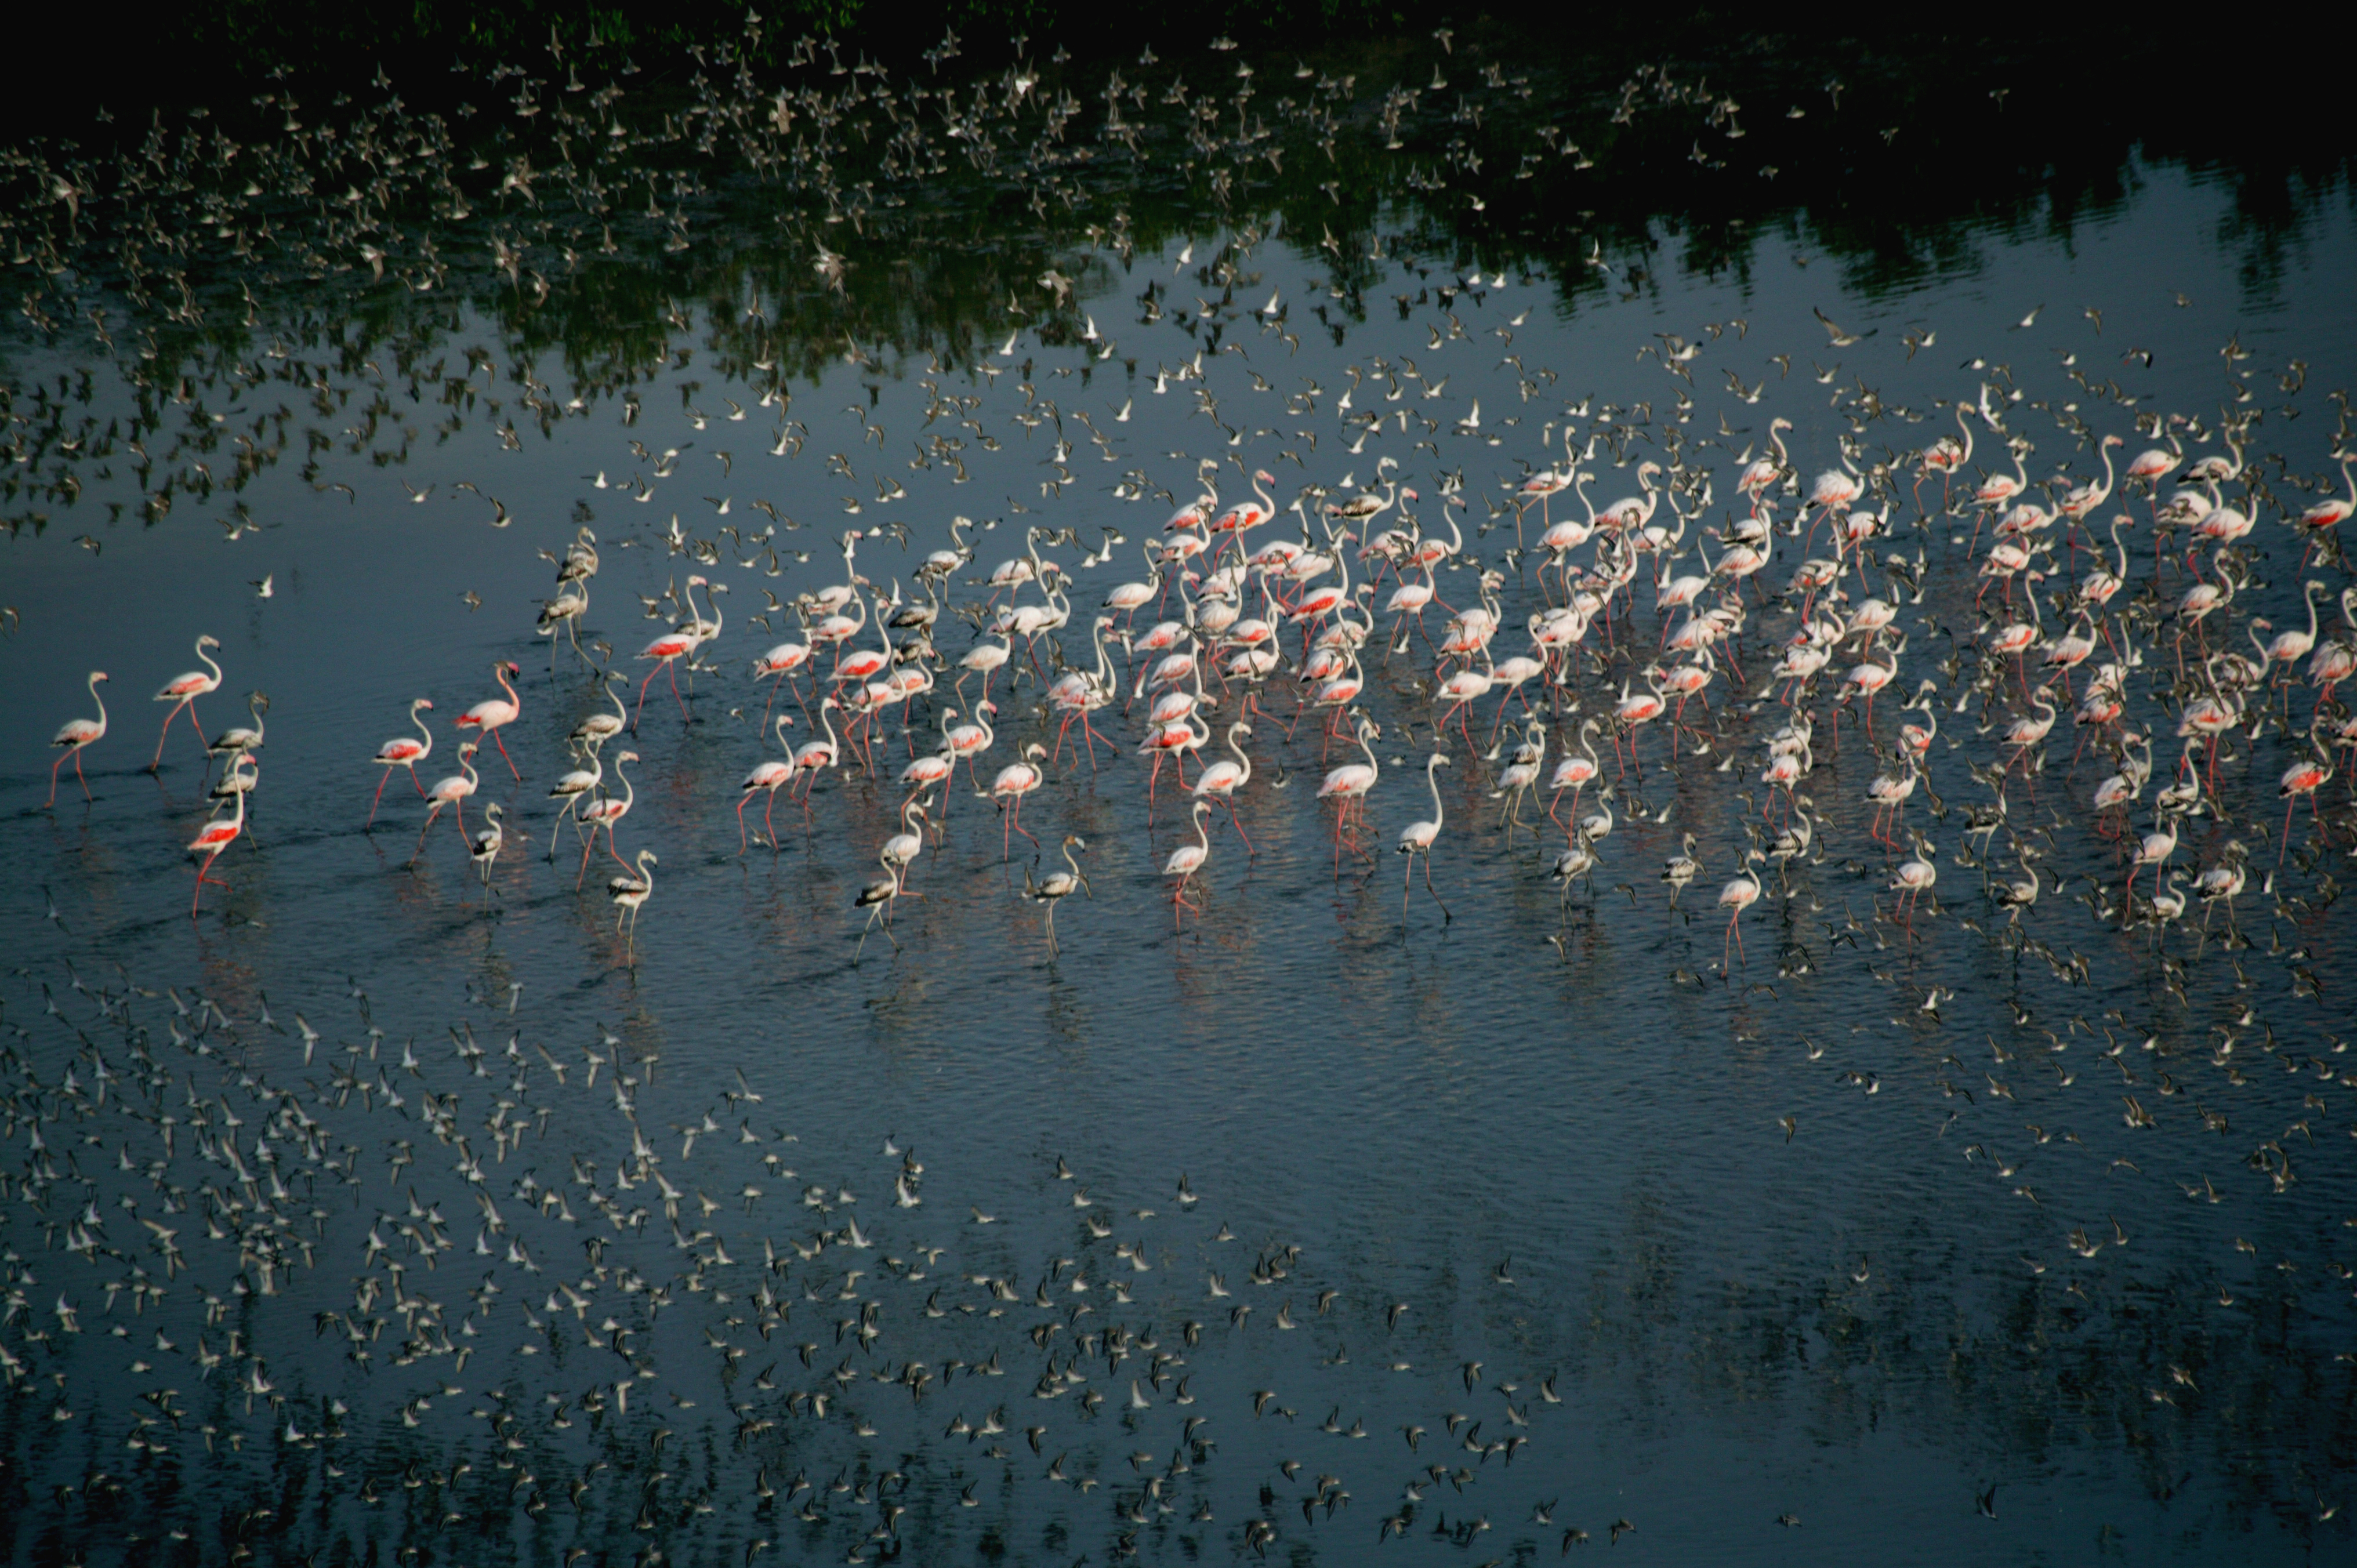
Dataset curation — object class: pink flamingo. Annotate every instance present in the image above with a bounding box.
[411,744,480,865]
[367,699,434,826]
[1190,720,1257,854]
[737,717,799,852]
[148,634,223,771]
[455,661,524,780]
[1163,801,1215,924]
[47,671,108,807]
[186,759,252,916]
[574,750,638,885]
[1717,855,1764,970]
[1317,716,1382,875]
[633,576,716,729]
[989,744,1048,859]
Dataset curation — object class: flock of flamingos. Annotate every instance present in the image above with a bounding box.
[41,369,2357,971]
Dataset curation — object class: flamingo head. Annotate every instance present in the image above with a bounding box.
[198,634,220,649]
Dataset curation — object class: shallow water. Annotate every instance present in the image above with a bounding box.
[3,28,2356,1567]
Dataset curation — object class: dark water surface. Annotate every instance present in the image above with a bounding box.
[3,26,2356,1567]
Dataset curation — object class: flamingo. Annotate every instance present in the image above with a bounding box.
[1317,717,1383,874]
[2181,429,2244,488]
[1975,440,2029,508]
[2126,438,2181,487]
[1916,404,1974,509]
[469,803,507,888]
[205,692,269,768]
[412,744,481,864]
[574,750,638,886]
[736,717,798,852]
[1739,419,1792,502]
[1136,713,1207,809]
[2059,434,2123,520]
[571,676,629,754]
[1889,844,1937,935]
[2002,686,2059,765]
[368,699,435,825]
[545,747,603,860]
[2278,742,2334,864]
[2122,816,2178,922]
[47,670,108,807]
[898,712,958,802]
[958,629,1014,706]
[793,699,846,795]
[1808,453,1862,516]
[186,759,252,916]
[1162,800,1216,923]
[1611,670,1668,774]
[1433,655,1496,748]
[1209,469,1278,557]
[609,850,658,961]
[831,586,894,688]
[989,744,1048,859]
[2261,581,2330,669]
[882,797,930,886]
[1547,720,1604,839]
[149,634,223,771]
[1024,836,1090,956]
[1396,754,1452,921]
[752,636,814,722]
[852,853,904,962]
[633,575,715,729]
[1717,853,1765,971]
[1101,543,1162,623]
[455,660,525,779]
[1190,721,1257,854]
[2298,449,2355,549]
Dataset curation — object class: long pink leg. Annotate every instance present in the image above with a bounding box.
[152,701,186,770]
[634,665,662,731]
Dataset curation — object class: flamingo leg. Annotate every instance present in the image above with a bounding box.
[1222,798,1255,856]
[151,700,187,771]
[411,806,441,865]
[492,729,522,781]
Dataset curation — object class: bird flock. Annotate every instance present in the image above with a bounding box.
[8,14,2357,1566]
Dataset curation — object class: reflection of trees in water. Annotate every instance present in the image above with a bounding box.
[3,17,2344,405]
